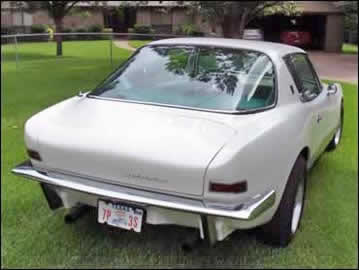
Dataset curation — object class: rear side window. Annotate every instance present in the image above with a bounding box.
[284,54,322,99]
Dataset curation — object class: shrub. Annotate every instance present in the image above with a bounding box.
[133,24,153,34]
[88,24,103,33]
[62,27,74,41]
[175,23,204,37]
[192,30,205,37]
[62,28,72,33]
[75,27,87,33]
[31,24,47,34]
[102,28,113,40]
[130,24,155,40]
[86,24,104,40]
[1,26,15,35]
[181,23,196,36]
[73,27,88,40]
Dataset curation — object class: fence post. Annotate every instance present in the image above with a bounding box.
[110,33,113,69]
[1,39,4,103]
[14,35,19,70]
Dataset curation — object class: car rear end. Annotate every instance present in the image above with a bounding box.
[12,39,289,245]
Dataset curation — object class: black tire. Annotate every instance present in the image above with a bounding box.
[327,100,344,151]
[259,155,307,247]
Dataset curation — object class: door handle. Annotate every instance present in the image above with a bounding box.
[317,114,323,123]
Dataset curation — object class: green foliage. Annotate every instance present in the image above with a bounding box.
[130,24,155,40]
[62,27,73,33]
[114,7,125,19]
[263,1,301,16]
[102,27,113,40]
[133,24,155,34]
[342,43,358,54]
[74,27,87,33]
[175,23,205,36]
[187,1,300,38]
[87,24,104,33]
[30,24,47,34]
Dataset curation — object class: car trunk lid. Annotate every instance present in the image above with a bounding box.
[34,97,237,196]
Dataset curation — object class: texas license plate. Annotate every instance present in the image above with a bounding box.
[97,200,144,232]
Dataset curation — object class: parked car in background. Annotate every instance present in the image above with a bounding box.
[13,38,343,248]
[280,30,312,48]
[243,29,264,41]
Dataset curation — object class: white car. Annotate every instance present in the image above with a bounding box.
[243,29,264,41]
[12,38,344,247]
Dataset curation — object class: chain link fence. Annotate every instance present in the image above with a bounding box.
[1,32,185,68]
[1,32,187,107]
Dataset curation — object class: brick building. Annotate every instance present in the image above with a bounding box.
[1,1,345,52]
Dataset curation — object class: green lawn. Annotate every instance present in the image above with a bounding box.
[342,43,358,54]
[128,40,152,49]
[1,41,358,268]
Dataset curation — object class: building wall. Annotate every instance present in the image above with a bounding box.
[324,14,344,52]
[136,9,151,25]
[296,1,344,13]
[1,11,13,26]
[172,8,190,32]
[136,8,212,35]
[31,9,104,30]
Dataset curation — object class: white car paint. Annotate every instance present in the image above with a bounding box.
[17,38,343,243]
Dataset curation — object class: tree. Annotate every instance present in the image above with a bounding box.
[22,1,82,56]
[337,1,358,42]
[185,1,300,38]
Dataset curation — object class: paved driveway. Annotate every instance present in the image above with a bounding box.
[308,52,358,84]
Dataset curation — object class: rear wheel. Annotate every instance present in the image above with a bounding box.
[259,155,307,247]
[327,101,344,151]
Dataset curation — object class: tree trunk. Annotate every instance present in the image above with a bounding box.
[221,15,233,38]
[54,18,64,56]
[238,10,249,39]
[221,9,249,39]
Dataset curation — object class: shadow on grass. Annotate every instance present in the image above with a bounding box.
[61,207,274,267]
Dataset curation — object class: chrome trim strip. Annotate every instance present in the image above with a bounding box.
[86,94,276,115]
[12,160,276,220]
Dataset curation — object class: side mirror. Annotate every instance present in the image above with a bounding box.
[77,91,87,97]
[301,89,317,102]
[327,83,338,96]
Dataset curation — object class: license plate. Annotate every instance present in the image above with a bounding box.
[97,200,144,232]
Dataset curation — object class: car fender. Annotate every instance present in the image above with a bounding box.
[203,104,312,225]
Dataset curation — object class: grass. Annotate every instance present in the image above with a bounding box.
[128,40,152,49]
[1,41,358,268]
[342,43,358,54]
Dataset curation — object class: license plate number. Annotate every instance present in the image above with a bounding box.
[97,200,144,232]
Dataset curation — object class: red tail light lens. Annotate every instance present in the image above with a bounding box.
[27,149,42,161]
[210,181,247,193]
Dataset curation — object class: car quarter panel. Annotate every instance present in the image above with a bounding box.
[203,60,313,225]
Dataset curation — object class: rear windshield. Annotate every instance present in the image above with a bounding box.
[90,45,276,112]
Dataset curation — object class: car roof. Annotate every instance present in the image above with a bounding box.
[149,37,305,61]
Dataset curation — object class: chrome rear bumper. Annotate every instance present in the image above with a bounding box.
[12,160,275,221]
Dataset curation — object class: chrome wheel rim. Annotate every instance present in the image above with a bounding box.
[334,125,342,146]
[291,178,304,234]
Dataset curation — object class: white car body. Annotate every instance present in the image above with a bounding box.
[243,29,264,41]
[13,38,343,245]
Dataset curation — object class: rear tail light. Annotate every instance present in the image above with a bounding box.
[27,149,42,161]
[209,181,247,193]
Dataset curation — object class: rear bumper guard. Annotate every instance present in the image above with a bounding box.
[12,160,276,221]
